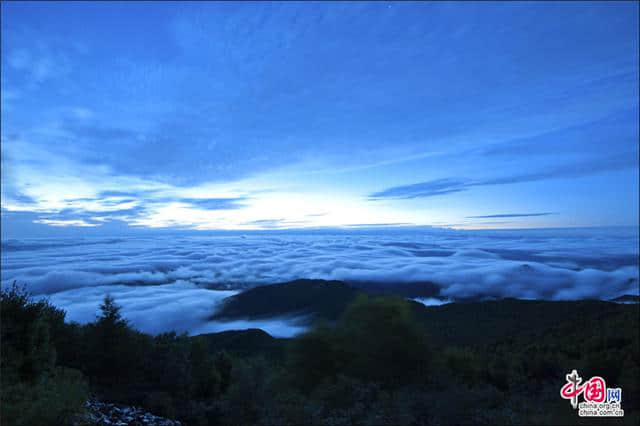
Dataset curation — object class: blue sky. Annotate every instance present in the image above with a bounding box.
[1,1,638,237]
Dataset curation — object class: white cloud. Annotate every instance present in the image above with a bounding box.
[34,219,99,228]
[2,228,636,336]
[412,297,452,306]
[42,281,306,337]
[3,228,637,299]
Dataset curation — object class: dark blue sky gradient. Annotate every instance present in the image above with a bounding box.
[1,1,638,236]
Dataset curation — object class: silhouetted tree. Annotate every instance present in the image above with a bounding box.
[88,294,135,383]
[290,295,432,391]
[97,294,127,327]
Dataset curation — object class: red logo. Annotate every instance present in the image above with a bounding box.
[560,369,623,417]
[561,372,606,406]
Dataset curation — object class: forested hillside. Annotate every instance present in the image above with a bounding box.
[2,281,638,425]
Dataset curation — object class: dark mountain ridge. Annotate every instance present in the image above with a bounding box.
[210,279,360,321]
[210,279,639,346]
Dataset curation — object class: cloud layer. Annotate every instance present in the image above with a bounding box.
[2,227,638,335]
[42,282,306,337]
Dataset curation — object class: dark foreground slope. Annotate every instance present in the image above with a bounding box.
[414,297,638,345]
[2,281,639,426]
[194,328,285,359]
[205,281,639,424]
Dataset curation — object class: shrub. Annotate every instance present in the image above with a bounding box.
[1,284,88,426]
[289,296,432,392]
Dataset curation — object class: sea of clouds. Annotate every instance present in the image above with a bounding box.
[2,227,638,336]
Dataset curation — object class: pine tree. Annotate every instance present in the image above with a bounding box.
[97,294,127,327]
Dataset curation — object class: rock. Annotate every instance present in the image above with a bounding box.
[73,399,181,426]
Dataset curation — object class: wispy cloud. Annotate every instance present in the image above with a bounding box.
[369,155,638,200]
[466,213,554,219]
[34,218,99,227]
[178,197,247,210]
[369,178,470,199]
[344,223,413,228]
[242,218,311,229]
[305,212,329,217]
